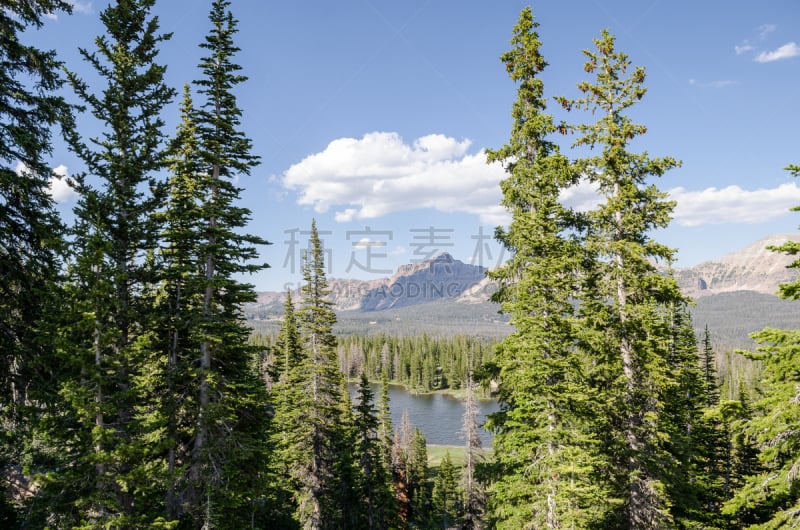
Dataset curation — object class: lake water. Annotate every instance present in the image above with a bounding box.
[348,383,499,447]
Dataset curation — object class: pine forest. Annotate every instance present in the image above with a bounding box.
[2,2,800,529]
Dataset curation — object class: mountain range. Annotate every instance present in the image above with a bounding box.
[674,234,799,297]
[253,234,800,311]
[247,234,800,346]
[253,252,489,312]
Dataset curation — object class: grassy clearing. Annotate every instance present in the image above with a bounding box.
[427,445,465,469]
[426,444,494,479]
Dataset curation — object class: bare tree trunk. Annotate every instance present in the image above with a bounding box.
[462,374,485,529]
[193,160,219,524]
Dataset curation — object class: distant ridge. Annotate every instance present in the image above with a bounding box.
[252,234,800,313]
[674,233,800,297]
[252,252,487,312]
[246,235,800,346]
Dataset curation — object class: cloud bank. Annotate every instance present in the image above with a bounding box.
[283,132,507,224]
[283,132,800,228]
[670,183,800,226]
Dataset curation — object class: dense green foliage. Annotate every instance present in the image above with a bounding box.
[252,332,498,395]
[53,1,176,525]
[3,3,800,529]
[0,0,72,525]
[481,9,606,529]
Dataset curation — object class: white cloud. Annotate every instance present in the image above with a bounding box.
[670,182,800,226]
[389,246,406,256]
[735,43,754,55]
[560,178,601,212]
[689,79,739,89]
[335,208,357,222]
[353,238,386,249]
[282,132,507,224]
[527,177,800,228]
[283,132,800,230]
[755,42,800,63]
[758,24,777,39]
[68,1,93,15]
[16,162,78,203]
[50,164,78,203]
[709,80,738,88]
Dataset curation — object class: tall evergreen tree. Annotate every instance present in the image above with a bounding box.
[661,304,707,527]
[353,373,397,529]
[178,0,271,524]
[0,0,71,524]
[273,220,350,529]
[432,451,460,530]
[409,427,431,526]
[276,290,303,381]
[691,325,732,526]
[701,326,720,408]
[334,380,360,529]
[558,29,684,528]
[263,291,304,529]
[483,8,605,528]
[55,1,175,524]
[377,370,394,471]
[144,83,204,524]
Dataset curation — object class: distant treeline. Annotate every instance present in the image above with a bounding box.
[252,333,498,393]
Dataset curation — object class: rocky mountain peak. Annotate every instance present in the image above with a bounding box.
[251,234,800,317]
[674,233,800,297]
[360,252,486,311]
[253,252,487,312]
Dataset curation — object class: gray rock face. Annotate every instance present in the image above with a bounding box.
[358,253,486,311]
[674,234,800,297]
[252,253,487,313]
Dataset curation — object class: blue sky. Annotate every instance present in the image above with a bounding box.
[31,1,800,291]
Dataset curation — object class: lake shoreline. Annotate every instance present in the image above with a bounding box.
[347,378,497,401]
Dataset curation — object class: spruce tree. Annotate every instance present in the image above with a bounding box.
[335,380,360,529]
[276,290,303,381]
[142,83,203,523]
[55,1,175,524]
[0,0,71,524]
[272,220,350,529]
[432,451,460,530]
[691,326,731,526]
[483,8,605,528]
[661,304,708,527]
[558,29,685,528]
[263,291,303,528]
[409,427,431,526]
[701,326,720,408]
[377,370,394,471]
[178,0,271,524]
[353,373,397,529]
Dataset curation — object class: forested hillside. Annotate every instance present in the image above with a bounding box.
[2,2,800,529]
